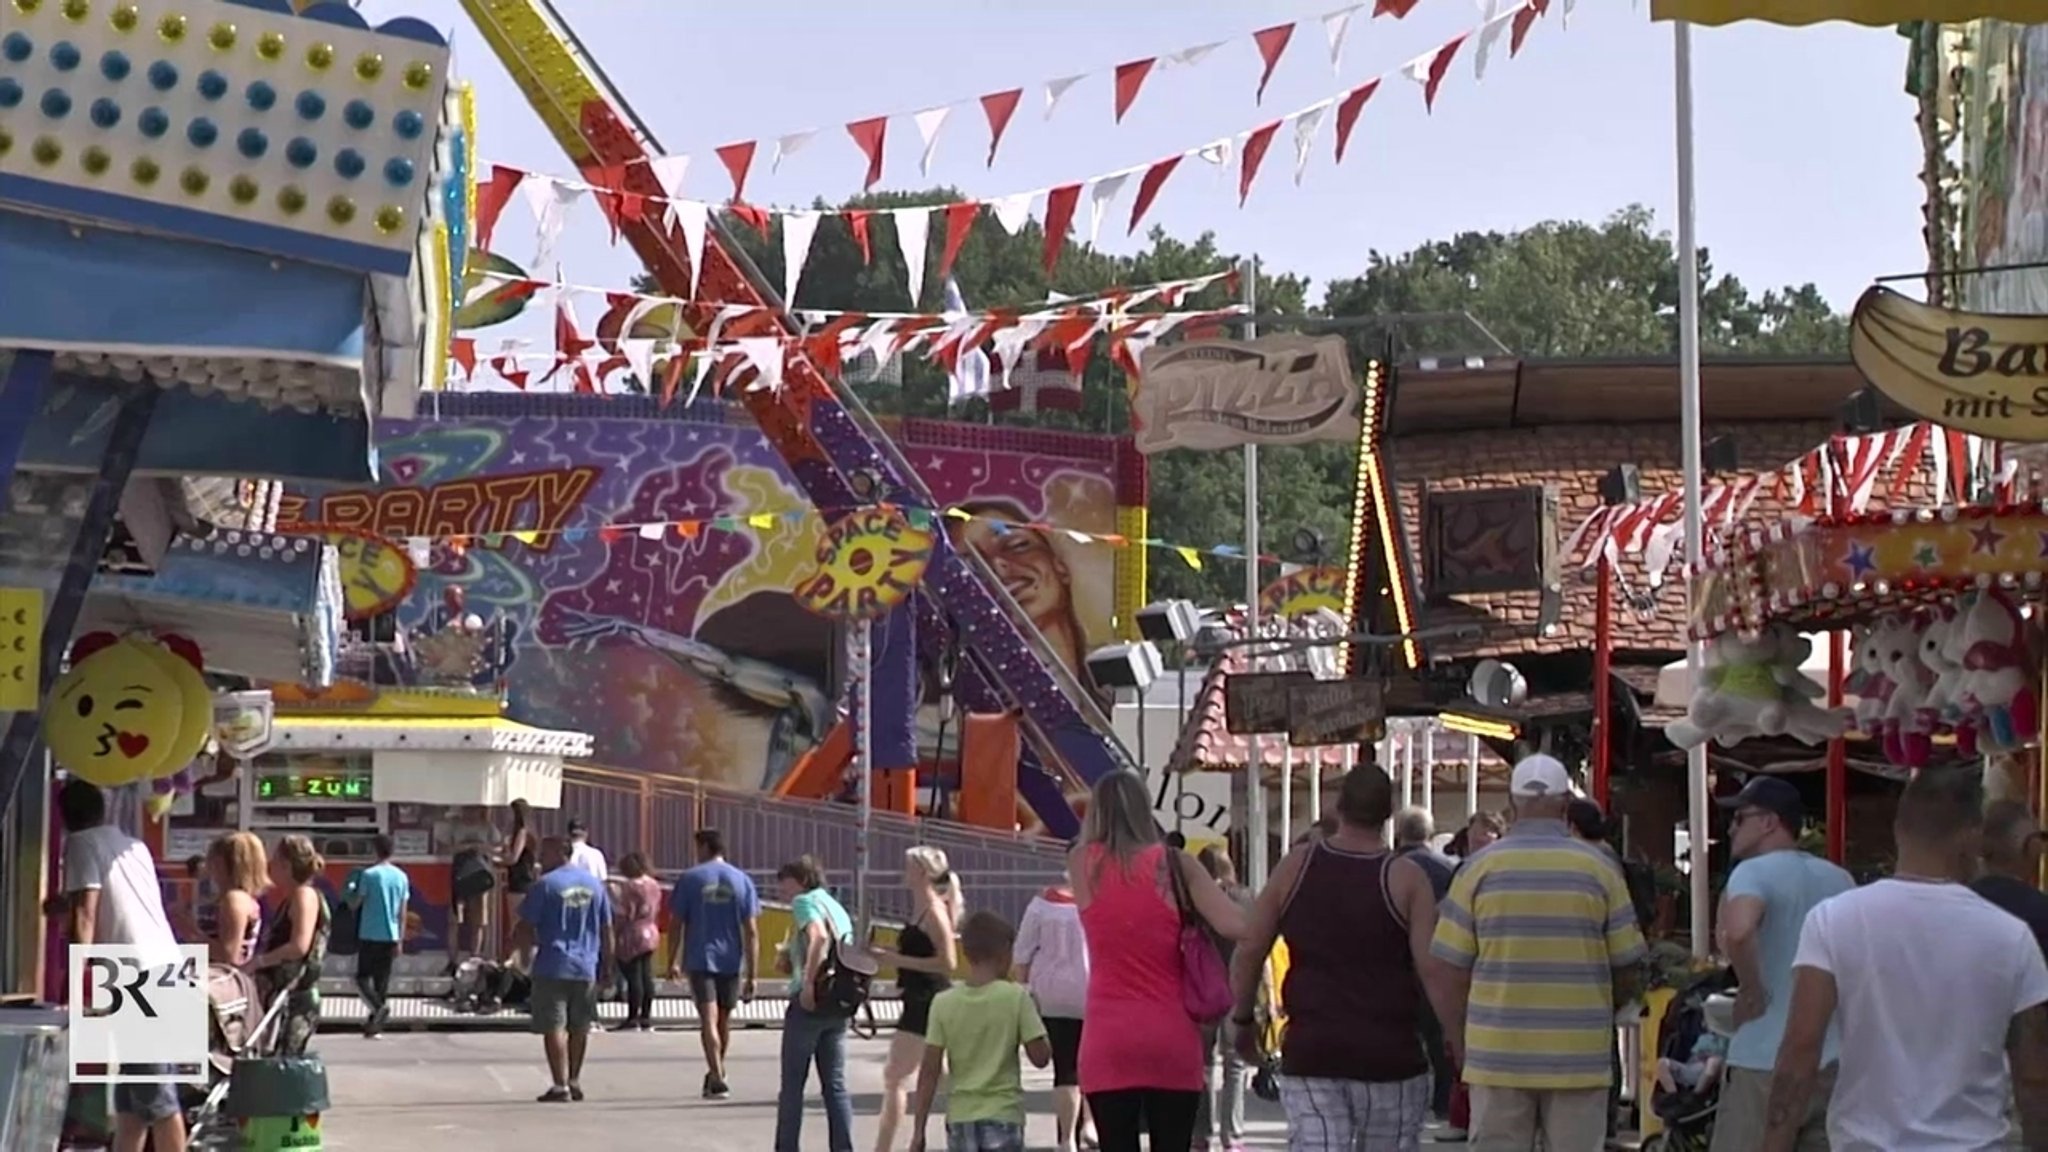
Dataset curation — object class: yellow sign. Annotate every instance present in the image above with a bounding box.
[1258,566,1348,620]
[1850,287,2048,443]
[793,507,934,621]
[0,587,41,710]
[282,524,418,620]
[1651,0,2048,23]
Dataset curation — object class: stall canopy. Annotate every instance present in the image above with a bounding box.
[1651,0,2048,23]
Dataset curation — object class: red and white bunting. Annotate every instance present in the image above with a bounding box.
[474,0,1552,295]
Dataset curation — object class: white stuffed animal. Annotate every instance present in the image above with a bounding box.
[1957,589,2038,752]
[1845,622,1891,738]
[1941,592,1982,756]
[1666,631,1798,750]
[1879,615,1936,767]
[1916,606,1965,731]
[1762,626,1852,745]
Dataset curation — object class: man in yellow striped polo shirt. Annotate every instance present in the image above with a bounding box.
[1430,754,1646,1151]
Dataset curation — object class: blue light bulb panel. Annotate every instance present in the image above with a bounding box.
[0,0,456,277]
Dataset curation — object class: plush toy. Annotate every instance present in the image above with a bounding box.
[1879,616,1937,768]
[1916,606,1966,734]
[1760,626,1852,746]
[1666,629,1836,749]
[1845,622,1892,739]
[1957,589,2039,751]
[1940,594,1983,756]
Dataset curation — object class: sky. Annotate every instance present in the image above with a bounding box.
[360,0,1927,328]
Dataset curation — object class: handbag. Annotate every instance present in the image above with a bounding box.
[1165,847,1234,1024]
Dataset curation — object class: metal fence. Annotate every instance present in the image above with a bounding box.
[535,764,1067,928]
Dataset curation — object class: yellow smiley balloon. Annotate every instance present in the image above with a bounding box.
[135,633,212,780]
[44,633,187,787]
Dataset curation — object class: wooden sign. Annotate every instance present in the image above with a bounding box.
[0,588,40,711]
[1223,672,1313,735]
[1286,678,1385,747]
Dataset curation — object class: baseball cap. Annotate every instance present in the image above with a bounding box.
[566,816,587,836]
[1509,754,1574,798]
[1716,775,1804,830]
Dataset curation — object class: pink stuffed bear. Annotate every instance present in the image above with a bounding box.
[1958,589,2039,752]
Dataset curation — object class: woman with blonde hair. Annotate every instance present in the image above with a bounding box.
[250,834,330,1055]
[205,832,267,966]
[869,844,963,1152]
[1072,770,1245,1151]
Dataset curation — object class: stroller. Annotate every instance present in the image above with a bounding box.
[182,964,293,1149]
[448,956,531,1014]
[1641,967,1738,1152]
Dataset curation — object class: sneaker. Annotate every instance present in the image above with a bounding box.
[568,1083,585,1102]
[536,1086,570,1103]
[708,1077,731,1101]
[637,1020,654,1032]
[1438,1129,1468,1143]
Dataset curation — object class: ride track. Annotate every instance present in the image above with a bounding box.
[455,0,1136,837]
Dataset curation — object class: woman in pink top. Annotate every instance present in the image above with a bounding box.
[1070,770,1246,1151]
[611,852,664,1032]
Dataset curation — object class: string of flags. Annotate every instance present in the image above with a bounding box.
[395,503,1273,572]
[450,267,1244,401]
[473,0,1558,306]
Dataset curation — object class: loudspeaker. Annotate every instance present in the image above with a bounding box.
[1598,464,1640,506]
[1704,435,1740,475]
[1135,600,1201,645]
[1839,387,1883,435]
[1086,641,1165,691]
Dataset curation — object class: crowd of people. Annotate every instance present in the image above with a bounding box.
[47,746,2048,1152]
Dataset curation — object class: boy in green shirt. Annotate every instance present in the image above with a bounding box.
[909,910,1051,1152]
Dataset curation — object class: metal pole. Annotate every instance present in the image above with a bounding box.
[1826,632,1848,864]
[1420,720,1435,816]
[1466,733,1481,818]
[1400,723,1415,811]
[852,619,874,935]
[1280,744,1294,849]
[1675,19,1712,960]
[1242,256,1267,891]
[1593,556,1614,808]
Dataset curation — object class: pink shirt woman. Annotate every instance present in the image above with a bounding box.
[1070,771,1245,1152]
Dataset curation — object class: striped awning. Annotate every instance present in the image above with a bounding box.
[1651,0,2048,23]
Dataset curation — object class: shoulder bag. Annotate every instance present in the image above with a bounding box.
[1165,848,1234,1024]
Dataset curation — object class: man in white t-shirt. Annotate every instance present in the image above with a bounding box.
[1762,768,2048,1152]
[566,817,608,879]
[60,779,187,1152]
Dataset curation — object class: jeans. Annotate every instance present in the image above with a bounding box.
[946,1119,1026,1151]
[355,940,397,1035]
[1194,1021,1247,1143]
[1416,1003,1454,1118]
[619,953,655,1024]
[775,1002,854,1152]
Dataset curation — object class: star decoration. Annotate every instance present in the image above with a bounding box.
[1969,521,2006,555]
[1912,541,1941,569]
[1843,542,1878,579]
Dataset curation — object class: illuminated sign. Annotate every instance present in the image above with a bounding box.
[256,773,371,801]
[794,507,934,621]
[280,524,416,621]
[277,467,601,548]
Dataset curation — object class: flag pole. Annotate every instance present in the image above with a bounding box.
[1674,19,1712,960]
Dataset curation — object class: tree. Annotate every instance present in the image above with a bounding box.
[628,197,1849,609]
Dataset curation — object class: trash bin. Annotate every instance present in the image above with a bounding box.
[224,1056,329,1152]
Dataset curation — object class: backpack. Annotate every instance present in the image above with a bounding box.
[812,934,880,1017]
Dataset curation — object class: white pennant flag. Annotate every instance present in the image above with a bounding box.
[521,179,582,270]
[674,200,709,299]
[781,211,822,305]
[894,207,933,308]
[735,337,784,393]
[1195,138,1234,171]
[648,155,690,205]
[991,321,1043,391]
[1087,172,1130,247]
[637,522,665,541]
[772,130,818,173]
[1291,103,1328,184]
[989,191,1035,235]
[1168,41,1224,68]
[1045,75,1083,120]
[620,338,660,390]
[1473,0,1508,80]
[912,107,951,177]
[1323,6,1359,74]
[1401,50,1435,88]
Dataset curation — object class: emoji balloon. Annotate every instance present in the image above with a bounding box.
[138,633,213,779]
[43,632,203,788]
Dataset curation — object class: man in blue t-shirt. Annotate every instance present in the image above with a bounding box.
[1711,776,1853,1152]
[343,835,412,1039]
[665,828,758,1099]
[513,836,613,1103]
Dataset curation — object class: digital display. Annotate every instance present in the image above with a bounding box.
[255,774,371,801]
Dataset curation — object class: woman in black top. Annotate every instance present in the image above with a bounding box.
[502,798,537,893]
[869,846,962,1152]
[251,835,331,1056]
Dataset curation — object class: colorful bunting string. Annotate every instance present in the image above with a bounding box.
[384,503,1270,572]
[475,0,1554,309]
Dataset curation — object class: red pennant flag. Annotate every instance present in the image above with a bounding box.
[729,202,772,239]
[1333,80,1379,164]
[1042,184,1082,273]
[598,525,626,544]
[845,209,874,264]
[1113,59,1155,123]
[1128,155,1181,235]
[714,141,757,201]
[659,353,687,407]
[475,165,525,252]
[981,89,1022,167]
[553,302,598,394]
[1511,3,1541,55]
[1375,0,1419,14]
[1238,122,1281,207]
[491,356,529,391]
[1252,24,1295,104]
[939,202,978,282]
[1419,36,1466,112]
[450,338,477,379]
[846,117,889,191]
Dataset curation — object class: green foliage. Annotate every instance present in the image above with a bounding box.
[642,198,1849,609]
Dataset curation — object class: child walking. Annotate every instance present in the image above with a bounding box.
[909,910,1052,1152]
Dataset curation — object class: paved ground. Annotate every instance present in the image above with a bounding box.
[311,1027,1479,1149]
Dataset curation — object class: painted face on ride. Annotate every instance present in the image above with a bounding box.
[952,516,1068,621]
[44,634,186,787]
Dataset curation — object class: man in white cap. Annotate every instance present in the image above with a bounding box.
[1430,753,1646,1152]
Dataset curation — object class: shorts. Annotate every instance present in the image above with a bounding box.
[1044,1016,1083,1087]
[899,992,934,1037]
[946,1119,1025,1151]
[112,1065,181,1123]
[529,977,597,1035]
[688,971,738,1011]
